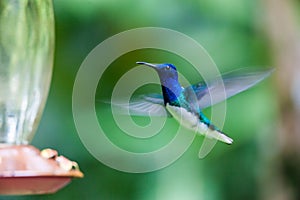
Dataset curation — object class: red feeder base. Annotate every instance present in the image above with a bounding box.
[0,145,83,195]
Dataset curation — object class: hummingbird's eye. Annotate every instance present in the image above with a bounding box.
[166,65,170,70]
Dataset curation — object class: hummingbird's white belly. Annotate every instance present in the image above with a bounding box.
[166,103,233,144]
[165,104,208,133]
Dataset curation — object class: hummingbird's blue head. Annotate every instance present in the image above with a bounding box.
[136,61,182,104]
[136,62,178,81]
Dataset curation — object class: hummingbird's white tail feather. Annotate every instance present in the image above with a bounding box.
[204,129,233,144]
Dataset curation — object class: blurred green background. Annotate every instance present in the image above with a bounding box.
[3,0,300,199]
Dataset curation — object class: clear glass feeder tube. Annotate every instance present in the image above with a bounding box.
[0,0,54,144]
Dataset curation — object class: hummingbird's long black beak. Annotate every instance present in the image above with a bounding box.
[136,61,158,69]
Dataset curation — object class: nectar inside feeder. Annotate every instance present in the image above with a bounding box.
[0,0,83,195]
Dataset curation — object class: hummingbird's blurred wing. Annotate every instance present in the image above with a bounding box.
[109,94,169,116]
[104,68,273,116]
[186,68,274,109]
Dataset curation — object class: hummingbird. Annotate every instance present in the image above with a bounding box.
[112,62,273,144]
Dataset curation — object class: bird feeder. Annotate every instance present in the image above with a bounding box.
[0,0,83,195]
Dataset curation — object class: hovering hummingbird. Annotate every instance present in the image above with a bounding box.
[111,62,273,144]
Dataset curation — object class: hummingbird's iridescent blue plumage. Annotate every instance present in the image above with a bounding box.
[112,62,273,144]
